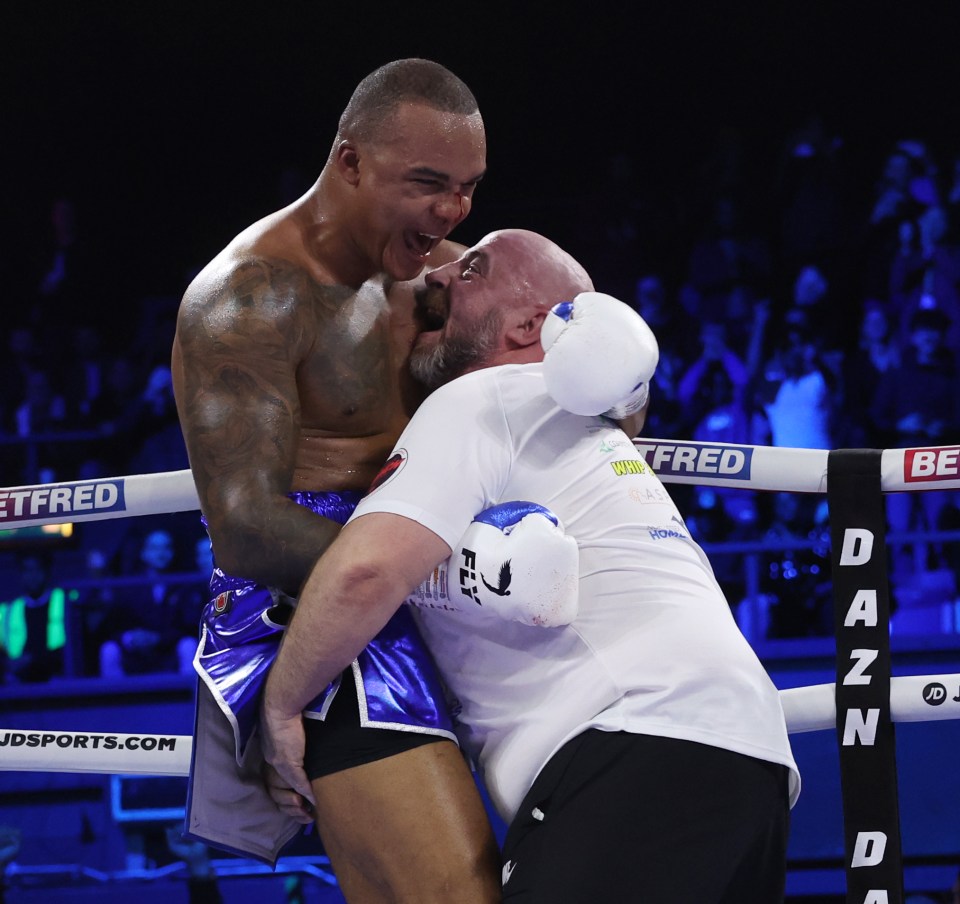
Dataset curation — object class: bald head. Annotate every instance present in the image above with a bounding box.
[474,229,594,313]
[410,229,594,388]
[337,58,480,146]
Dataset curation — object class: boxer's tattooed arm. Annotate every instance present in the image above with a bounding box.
[173,259,345,594]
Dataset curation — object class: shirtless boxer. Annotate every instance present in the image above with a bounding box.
[171,59,499,902]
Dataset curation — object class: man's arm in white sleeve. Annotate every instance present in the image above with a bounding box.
[260,512,451,806]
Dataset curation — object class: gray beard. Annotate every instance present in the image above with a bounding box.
[409,310,502,390]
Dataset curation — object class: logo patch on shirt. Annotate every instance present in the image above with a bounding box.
[610,459,654,477]
[213,591,231,614]
[369,449,407,492]
[599,436,629,453]
[628,486,671,504]
[648,526,689,541]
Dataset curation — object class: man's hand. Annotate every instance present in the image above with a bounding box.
[256,513,450,824]
[261,761,315,825]
[259,700,317,818]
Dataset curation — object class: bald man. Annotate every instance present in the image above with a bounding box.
[263,229,800,903]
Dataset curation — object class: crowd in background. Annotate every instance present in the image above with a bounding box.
[3,114,960,685]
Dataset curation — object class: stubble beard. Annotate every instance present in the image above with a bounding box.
[409,309,503,390]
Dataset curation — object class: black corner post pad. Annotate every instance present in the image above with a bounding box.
[827,448,904,904]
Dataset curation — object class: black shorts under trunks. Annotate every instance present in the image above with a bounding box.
[302,668,446,780]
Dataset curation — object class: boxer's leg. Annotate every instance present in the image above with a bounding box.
[304,673,500,904]
[311,742,499,903]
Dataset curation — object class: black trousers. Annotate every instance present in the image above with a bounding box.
[501,730,791,904]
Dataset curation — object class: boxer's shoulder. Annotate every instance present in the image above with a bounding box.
[179,245,365,358]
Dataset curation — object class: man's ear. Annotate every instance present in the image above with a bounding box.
[333,141,361,186]
[505,310,548,350]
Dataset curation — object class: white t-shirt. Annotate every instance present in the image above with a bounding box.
[350,363,800,823]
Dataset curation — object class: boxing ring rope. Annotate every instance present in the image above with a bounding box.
[3,442,957,534]
[1,438,959,777]
[1,670,958,777]
[1,443,957,532]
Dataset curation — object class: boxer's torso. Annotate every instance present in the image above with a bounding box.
[173,204,437,493]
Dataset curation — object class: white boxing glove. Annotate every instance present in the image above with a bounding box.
[540,291,659,418]
[404,501,579,627]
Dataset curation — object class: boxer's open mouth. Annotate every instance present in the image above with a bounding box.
[406,231,441,261]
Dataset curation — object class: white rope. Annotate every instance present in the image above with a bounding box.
[0,442,955,778]
[634,440,830,493]
[631,440,960,493]
[0,727,191,776]
[0,469,198,530]
[780,672,960,733]
[2,441,958,531]
[2,674,957,776]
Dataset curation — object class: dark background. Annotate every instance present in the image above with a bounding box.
[5,2,960,318]
[3,7,960,896]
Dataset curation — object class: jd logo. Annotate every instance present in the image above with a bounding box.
[923,682,947,706]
